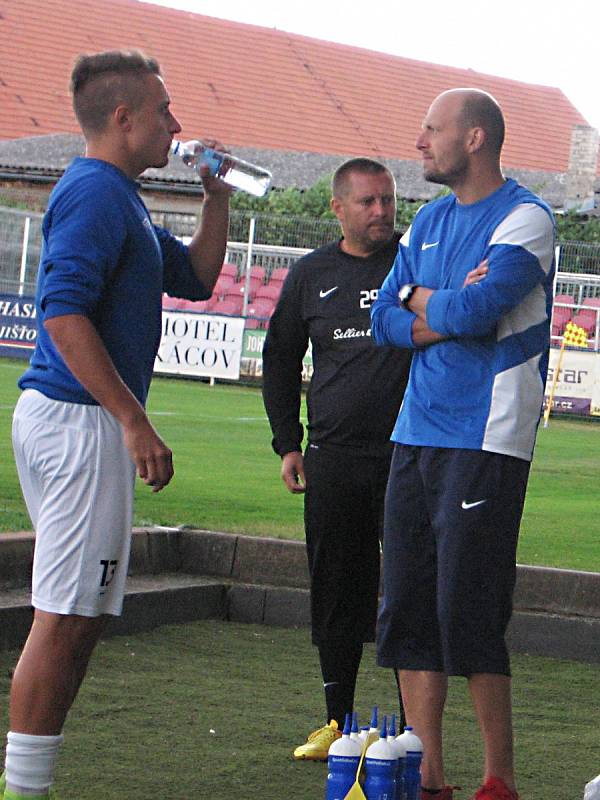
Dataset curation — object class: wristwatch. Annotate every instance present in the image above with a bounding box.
[398,283,417,308]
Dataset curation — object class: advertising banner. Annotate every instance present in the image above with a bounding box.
[544,346,600,417]
[239,327,313,382]
[155,310,245,380]
[0,293,37,359]
[240,328,266,378]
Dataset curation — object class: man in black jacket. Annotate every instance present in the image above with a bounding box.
[262,158,412,759]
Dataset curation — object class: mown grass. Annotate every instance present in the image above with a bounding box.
[1,357,599,570]
[0,620,598,800]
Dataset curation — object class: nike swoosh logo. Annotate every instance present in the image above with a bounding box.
[421,241,439,250]
[319,286,338,298]
[461,499,487,510]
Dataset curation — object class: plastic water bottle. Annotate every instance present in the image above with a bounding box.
[325,712,362,800]
[359,726,371,744]
[170,139,272,196]
[364,716,397,800]
[396,727,422,800]
[366,705,380,747]
[393,726,408,800]
[349,711,361,745]
[387,715,405,800]
[584,774,600,799]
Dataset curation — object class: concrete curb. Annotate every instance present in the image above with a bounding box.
[0,528,598,663]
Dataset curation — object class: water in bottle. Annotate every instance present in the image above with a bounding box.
[170,139,272,196]
[325,712,362,800]
[396,726,422,800]
[364,716,397,800]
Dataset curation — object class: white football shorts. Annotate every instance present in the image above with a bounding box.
[12,389,136,617]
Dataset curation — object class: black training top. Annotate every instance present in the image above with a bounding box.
[262,234,412,458]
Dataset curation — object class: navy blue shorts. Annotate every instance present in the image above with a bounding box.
[376,445,530,677]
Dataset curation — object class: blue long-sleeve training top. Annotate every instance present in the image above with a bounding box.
[19,158,208,406]
[371,178,555,461]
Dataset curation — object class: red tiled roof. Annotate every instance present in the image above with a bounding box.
[0,0,593,174]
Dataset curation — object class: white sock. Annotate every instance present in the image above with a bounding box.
[5,731,64,795]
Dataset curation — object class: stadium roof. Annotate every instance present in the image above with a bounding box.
[0,0,595,177]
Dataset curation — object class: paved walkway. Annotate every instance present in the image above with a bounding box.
[1,528,599,662]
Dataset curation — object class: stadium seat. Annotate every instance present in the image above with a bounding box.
[244,316,262,329]
[201,296,219,312]
[246,300,275,329]
[553,294,576,306]
[250,265,267,284]
[179,298,210,312]
[220,262,239,279]
[254,283,282,303]
[211,298,243,316]
[162,295,187,310]
[581,297,600,309]
[226,275,263,299]
[572,310,597,337]
[551,306,572,335]
[268,267,289,284]
[222,289,247,309]
[213,274,236,298]
[247,298,274,316]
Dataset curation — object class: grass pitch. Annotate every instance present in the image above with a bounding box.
[1,357,598,570]
[0,620,598,800]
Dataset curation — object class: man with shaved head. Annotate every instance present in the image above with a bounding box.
[371,89,555,800]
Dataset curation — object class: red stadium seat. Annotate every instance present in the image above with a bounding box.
[553,294,576,306]
[213,274,236,298]
[180,295,218,314]
[211,298,243,316]
[254,283,282,303]
[572,311,596,337]
[162,295,187,310]
[551,306,572,333]
[581,297,600,309]
[268,267,289,283]
[220,262,239,279]
[250,265,267,284]
[247,300,275,320]
[223,289,248,308]
[226,276,263,299]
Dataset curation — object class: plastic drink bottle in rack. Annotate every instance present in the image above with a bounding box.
[392,725,407,800]
[364,716,397,800]
[366,705,380,747]
[349,711,361,745]
[170,139,272,196]
[396,726,422,800]
[325,713,362,800]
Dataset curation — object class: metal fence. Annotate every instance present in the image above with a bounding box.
[0,207,43,295]
[2,204,600,299]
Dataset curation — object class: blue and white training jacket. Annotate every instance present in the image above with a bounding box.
[370,178,555,462]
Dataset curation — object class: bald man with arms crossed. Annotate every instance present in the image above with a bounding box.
[371,89,555,800]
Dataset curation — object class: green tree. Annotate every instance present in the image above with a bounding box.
[231,176,423,231]
[555,211,600,243]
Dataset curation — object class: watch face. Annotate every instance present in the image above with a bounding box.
[399,284,414,304]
